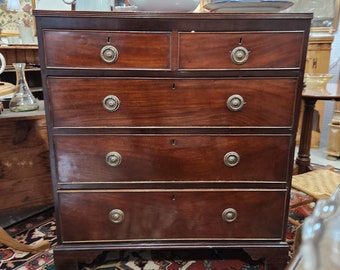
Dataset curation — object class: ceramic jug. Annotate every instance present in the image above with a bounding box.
[62,0,111,11]
[0,53,6,75]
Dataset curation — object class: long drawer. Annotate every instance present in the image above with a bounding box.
[48,77,298,127]
[54,135,292,183]
[58,189,287,243]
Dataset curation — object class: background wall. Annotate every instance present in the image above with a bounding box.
[321,19,340,147]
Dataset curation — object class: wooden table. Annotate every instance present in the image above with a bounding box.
[296,94,340,174]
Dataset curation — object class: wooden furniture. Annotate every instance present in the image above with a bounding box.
[0,45,39,68]
[296,95,340,174]
[296,34,334,148]
[0,45,49,227]
[34,11,311,270]
[0,101,53,227]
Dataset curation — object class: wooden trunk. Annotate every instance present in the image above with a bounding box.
[0,104,53,226]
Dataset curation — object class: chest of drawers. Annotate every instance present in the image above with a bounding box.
[34,11,311,270]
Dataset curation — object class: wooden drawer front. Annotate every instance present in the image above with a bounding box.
[58,189,286,243]
[54,135,291,183]
[179,32,305,69]
[43,30,170,69]
[48,77,297,127]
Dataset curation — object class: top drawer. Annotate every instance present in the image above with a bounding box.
[42,30,171,70]
[179,32,305,70]
[42,30,304,71]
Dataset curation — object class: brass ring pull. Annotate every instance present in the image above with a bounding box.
[103,95,120,112]
[230,46,250,65]
[109,209,125,224]
[106,151,122,167]
[100,45,119,63]
[222,208,238,223]
[226,94,245,111]
[224,151,240,167]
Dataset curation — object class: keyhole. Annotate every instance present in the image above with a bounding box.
[107,36,111,43]
[238,37,243,45]
[171,195,176,201]
[170,139,176,145]
[172,83,176,90]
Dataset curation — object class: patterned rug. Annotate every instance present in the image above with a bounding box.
[0,189,315,270]
[0,208,56,270]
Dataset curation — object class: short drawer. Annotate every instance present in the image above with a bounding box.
[48,77,298,127]
[179,32,305,69]
[54,135,291,183]
[42,30,170,69]
[58,189,287,243]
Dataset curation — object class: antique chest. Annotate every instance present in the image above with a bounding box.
[34,11,311,269]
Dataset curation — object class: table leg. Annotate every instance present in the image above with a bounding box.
[296,98,317,174]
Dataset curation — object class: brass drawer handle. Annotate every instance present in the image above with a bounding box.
[224,151,240,167]
[222,208,238,223]
[103,95,120,112]
[230,46,250,65]
[106,151,122,167]
[109,209,125,224]
[226,94,245,111]
[100,45,119,63]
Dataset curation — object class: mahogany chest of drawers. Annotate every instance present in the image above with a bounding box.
[34,11,311,269]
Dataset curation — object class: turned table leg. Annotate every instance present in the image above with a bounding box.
[296,98,317,174]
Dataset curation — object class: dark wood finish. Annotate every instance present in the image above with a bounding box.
[54,135,291,183]
[48,77,297,127]
[43,31,170,69]
[179,32,305,69]
[296,94,340,174]
[58,189,286,242]
[34,11,312,269]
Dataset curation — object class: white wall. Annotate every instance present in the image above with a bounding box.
[320,19,340,147]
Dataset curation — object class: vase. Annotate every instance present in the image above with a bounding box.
[303,73,333,96]
[301,185,340,270]
[9,63,39,112]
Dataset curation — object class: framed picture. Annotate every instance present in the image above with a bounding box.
[0,0,36,36]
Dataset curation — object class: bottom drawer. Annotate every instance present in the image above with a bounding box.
[58,189,287,243]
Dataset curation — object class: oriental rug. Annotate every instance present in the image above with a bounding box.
[0,189,315,270]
